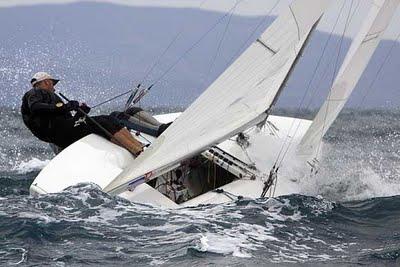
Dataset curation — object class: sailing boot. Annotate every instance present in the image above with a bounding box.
[156,122,173,137]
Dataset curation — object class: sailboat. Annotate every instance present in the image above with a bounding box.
[29,0,399,208]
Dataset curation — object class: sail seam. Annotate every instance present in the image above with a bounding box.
[274,0,348,165]
[315,0,356,158]
[372,0,383,9]
[256,39,277,54]
[363,31,383,43]
[357,30,400,109]
[289,5,301,41]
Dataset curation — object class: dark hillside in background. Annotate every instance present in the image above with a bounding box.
[0,2,398,109]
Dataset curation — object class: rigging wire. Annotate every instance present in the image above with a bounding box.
[304,0,360,110]
[272,0,358,169]
[202,0,240,85]
[150,0,245,87]
[136,0,240,114]
[356,31,400,109]
[272,0,360,172]
[92,0,208,110]
[92,90,134,109]
[314,0,356,159]
[139,0,209,85]
[272,0,348,167]
[227,0,281,66]
[91,0,243,109]
[261,0,360,198]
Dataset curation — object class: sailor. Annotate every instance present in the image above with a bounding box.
[21,72,144,156]
[111,107,171,137]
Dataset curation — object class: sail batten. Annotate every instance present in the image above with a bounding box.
[298,0,400,157]
[104,0,331,195]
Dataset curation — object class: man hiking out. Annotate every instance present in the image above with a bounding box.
[21,72,144,156]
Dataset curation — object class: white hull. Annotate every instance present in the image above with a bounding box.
[30,113,313,208]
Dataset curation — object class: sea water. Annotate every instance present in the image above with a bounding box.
[1,107,399,266]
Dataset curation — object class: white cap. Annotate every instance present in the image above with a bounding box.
[30,72,60,86]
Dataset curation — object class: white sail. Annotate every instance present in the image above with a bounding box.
[298,0,400,156]
[104,0,331,195]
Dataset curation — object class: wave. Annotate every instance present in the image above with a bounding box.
[0,184,399,265]
[11,158,50,174]
[1,107,399,201]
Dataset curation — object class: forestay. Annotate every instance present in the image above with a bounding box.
[298,0,400,157]
[104,0,331,195]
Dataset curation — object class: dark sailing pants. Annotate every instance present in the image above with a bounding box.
[52,115,124,148]
[110,108,161,137]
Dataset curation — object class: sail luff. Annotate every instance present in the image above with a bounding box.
[298,0,400,156]
[270,18,322,110]
[104,0,331,195]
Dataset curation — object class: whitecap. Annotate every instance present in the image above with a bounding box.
[12,158,50,174]
[17,211,56,223]
[194,234,252,258]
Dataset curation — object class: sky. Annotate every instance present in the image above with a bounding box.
[2,0,399,36]
[0,0,399,109]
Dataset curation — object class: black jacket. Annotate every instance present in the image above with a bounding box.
[21,88,72,142]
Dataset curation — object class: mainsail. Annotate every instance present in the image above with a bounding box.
[298,0,400,157]
[104,0,331,195]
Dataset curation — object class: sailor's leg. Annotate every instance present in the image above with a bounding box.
[134,111,161,126]
[111,110,172,137]
[120,127,141,144]
[90,115,143,156]
[128,109,172,136]
[125,107,161,126]
[111,128,143,156]
[126,116,159,136]
[122,116,171,137]
[111,111,160,137]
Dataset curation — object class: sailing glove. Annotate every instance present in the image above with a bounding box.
[79,103,91,114]
[65,100,80,112]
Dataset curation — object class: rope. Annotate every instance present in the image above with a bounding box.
[356,31,400,109]
[151,0,245,86]
[302,0,360,111]
[272,0,348,167]
[315,0,355,159]
[139,0,209,85]
[274,0,357,167]
[91,0,243,109]
[92,90,133,109]
[227,0,281,66]
[274,0,360,169]
[203,0,240,85]
[272,172,278,197]
[213,188,243,200]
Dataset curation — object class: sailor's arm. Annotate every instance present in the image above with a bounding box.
[28,93,77,114]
